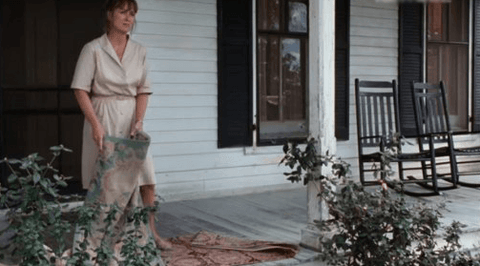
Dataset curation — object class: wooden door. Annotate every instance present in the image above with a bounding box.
[1,0,103,193]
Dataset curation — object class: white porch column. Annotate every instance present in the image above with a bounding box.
[301,0,336,250]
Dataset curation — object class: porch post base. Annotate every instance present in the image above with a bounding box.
[299,223,329,251]
[300,223,322,251]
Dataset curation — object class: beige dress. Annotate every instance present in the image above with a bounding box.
[71,33,155,189]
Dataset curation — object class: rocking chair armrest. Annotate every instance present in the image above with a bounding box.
[412,131,453,141]
[449,130,480,137]
[359,135,389,147]
[359,135,386,141]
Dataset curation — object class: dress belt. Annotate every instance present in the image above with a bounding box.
[91,94,135,100]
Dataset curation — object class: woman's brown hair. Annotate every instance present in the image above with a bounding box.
[104,0,138,33]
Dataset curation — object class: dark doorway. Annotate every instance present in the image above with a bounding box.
[1,0,104,194]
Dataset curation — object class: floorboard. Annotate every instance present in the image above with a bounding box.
[156,188,308,243]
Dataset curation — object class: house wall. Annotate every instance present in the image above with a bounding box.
[133,0,301,202]
[336,0,399,177]
[132,0,402,201]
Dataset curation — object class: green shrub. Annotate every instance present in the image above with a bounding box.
[0,146,162,266]
[280,138,478,266]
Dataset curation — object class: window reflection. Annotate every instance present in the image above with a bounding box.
[282,38,301,72]
[282,38,304,121]
[289,2,307,33]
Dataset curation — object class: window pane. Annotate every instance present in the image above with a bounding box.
[257,1,309,141]
[427,3,444,41]
[427,1,469,131]
[257,0,280,31]
[448,0,469,42]
[288,2,307,33]
[258,35,280,122]
[282,38,304,120]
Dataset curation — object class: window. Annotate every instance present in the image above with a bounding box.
[217,0,348,148]
[427,1,469,131]
[256,0,308,142]
[399,1,480,135]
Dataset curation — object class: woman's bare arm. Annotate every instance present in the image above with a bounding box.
[130,93,149,136]
[74,89,105,151]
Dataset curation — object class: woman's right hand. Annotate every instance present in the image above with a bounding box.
[92,123,105,152]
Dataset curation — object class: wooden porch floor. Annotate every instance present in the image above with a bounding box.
[155,187,322,265]
[156,187,308,242]
[154,183,480,265]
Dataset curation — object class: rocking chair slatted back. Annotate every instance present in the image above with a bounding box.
[412,81,480,188]
[355,79,401,186]
[412,82,451,143]
[356,80,400,148]
[356,79,447,195]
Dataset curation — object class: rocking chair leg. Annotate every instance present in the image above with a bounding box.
[359,162,365,185]
[398,161,404,181]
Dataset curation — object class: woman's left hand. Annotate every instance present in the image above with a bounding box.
[130,120,143,138]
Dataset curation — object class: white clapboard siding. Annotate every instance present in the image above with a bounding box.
[350,55,397,67]
[152,84,217,95]
[137,10,216,27]
[147,47,217,61]
[152,152,285,175]
[137,35,216,50]
[149,130,217,143]
[133,0,290,201]
[145,107,216,119]
[336,0,399,182]
[349,36,397,48]
[149,59,216,72]
[149,95,217,107]
[149,72,217,84]
[350,46,397,56]
[136,23,216,38]
[156,164,290,183]
[150,141,219,156]
[144,118,216,131]
[140,0,215,14]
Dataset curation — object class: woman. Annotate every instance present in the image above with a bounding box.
[71,0,171,251]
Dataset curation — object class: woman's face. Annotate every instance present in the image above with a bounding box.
[108,3,136,34]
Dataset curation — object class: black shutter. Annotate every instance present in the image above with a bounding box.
[398,3,424,136]
[473,0,480,131]
[217,0,252,148]
[335,0,350,140]
[0,2,4,185]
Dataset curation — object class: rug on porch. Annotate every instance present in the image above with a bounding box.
[160,230,299,266]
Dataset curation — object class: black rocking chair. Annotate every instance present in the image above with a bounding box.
[412,81,480,188]
[355,79,443,196]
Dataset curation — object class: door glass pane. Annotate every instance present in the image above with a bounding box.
[288,2,307,33]
[257,0,280,31]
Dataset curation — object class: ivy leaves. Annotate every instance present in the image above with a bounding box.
[280,138,349,185]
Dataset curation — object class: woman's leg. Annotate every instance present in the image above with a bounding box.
[140,184,172,250]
